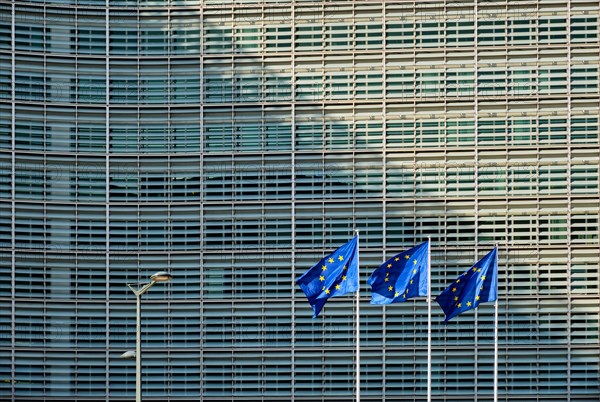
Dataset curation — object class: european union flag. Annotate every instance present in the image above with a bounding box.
[436,247,498,323]
[368,240,429,304]
[296,236,359,318]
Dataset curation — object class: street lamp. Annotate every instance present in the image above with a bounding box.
[121,271,173,402]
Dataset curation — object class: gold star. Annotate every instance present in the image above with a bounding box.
[321,265,327,271]
[403,294,407,298]
[395,292,400,297]
[477,269,481,272]
[405,289,409,293]
[456,279,460,283]
[480,286,484,290]
[410,279,413,285]
[387,263,392,268]
[335,284,341,290]
[385,272,389,277]
[319,275,325,282]
[475,295,480,301]
[473,267,477,272]
[466,301,472,307]
[454,296,458,301]
[328,258,334,263]
[343,265,347,270]
[342,275,347,281]
[481,275,486,280]
[413,269,417,274]
[325,289,330,294]
[388,286,393,291]
[452,287,457,292]
[338,255,344,261]
[405,255,410,259]
[413,259,417,265]
[394,257,400,262]
[457,303,462,308]
[384,278,389,282]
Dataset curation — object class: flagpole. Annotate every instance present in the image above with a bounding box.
[355,229,360,402]
[427,237,431,402]
[493,243,499,402]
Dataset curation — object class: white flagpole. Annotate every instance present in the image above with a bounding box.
[427,238,432,402]
[493,297,499,402]
[493,243,499,402]
[355,229,360,402]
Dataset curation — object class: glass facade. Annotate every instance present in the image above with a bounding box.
[1,0,599,400]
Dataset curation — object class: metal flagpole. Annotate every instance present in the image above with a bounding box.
[427,238,432,402]
[494,296,499,402]
[355,229,360,402]
[494,243,499,402]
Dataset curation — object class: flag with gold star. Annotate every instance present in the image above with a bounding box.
[296,236,359,318]
[368,240,429,304]
[436,247,498,323]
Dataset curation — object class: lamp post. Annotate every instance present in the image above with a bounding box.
[121,271,173,402]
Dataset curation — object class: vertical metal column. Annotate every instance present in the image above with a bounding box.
[289,4,296,400]
[472,2,479,399]
[380,2,388,397]
[10,2,16,401]
[198,5,205,400]
[565,1,573,400]
[104,2,111,400]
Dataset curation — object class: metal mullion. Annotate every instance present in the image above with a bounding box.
[74,4,79,154]
[259,199,268,394]
[166,34,174,392]
[41,2,47,153]
[42,0,48,274]
[380,0,387,396]
[167,7,172,155]
[229,115,236,399]
[104,2,111,400]
[10,2,16,400]
[473,2,479,399]
[136,9,141,156]
[260,49,266,390]
[501,20,511,399]
[351,114,359,401]
[411,0,417,335]
[566,1,573,399]
[199,5,205,399]
[290,3,296,399]
[42,181,48,395]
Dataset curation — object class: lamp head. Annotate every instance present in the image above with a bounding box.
[120,351,136,359]
[150,271,173,282]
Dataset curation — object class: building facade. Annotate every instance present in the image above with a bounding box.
[1,0,599,400]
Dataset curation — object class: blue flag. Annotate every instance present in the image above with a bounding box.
[436,247,498,323]
[296,236,359,318]
[368,240,429,304]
